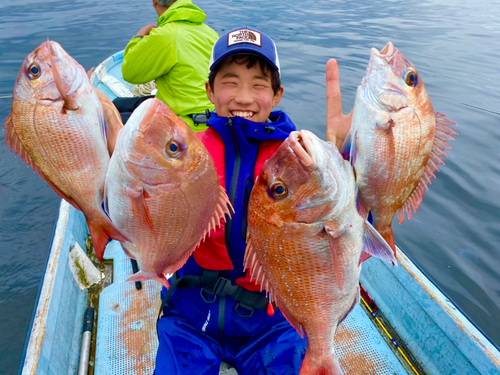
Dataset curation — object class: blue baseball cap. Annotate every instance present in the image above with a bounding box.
[209,26,281,75]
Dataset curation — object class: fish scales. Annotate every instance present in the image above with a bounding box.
[246,130,395,375]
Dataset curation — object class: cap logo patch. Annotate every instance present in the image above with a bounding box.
[228,29,262,47]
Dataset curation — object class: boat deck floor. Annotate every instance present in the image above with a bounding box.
[93,242,412,375]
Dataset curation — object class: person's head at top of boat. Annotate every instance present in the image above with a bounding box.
[206,26,284,123]
[153,0,177,16]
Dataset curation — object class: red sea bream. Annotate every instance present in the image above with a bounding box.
[245,130,396,375]
[342,42,457,258]
[4,40,127,259]
[104,98,232,288]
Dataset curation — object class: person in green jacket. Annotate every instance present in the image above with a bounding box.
[121,0,218,131]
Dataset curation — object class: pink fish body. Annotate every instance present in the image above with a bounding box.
[342,42,457,257]
[4,41,126,259]
[105,98,232,288]
[245,130,396,375]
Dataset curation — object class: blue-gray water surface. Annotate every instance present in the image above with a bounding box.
[1,0,499,373]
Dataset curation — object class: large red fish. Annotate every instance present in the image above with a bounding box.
[4,41,127,259]
[245,130,396,375]
[104,98,232,288]
[342,42,457,258]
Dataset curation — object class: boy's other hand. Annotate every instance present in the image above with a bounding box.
[326,59,353,151]
[137,24,157,36]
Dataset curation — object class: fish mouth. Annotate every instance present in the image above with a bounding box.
[45,40,84,103]
[371,42,395,61]
[288,130,317,170]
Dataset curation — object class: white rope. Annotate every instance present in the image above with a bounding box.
[0,95,12,99]
[131,81,157,97]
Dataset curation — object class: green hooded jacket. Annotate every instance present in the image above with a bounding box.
[122,0,218,131]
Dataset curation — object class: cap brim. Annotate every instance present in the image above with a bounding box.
[209,45,280,73]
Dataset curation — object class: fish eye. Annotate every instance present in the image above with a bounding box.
[404,69,418,87]
[28,63,42,79]
[166,140,181,157]
[271,182,288,199]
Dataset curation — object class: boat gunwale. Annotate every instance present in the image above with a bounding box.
[18,200,71,375]
[16,205,61,375]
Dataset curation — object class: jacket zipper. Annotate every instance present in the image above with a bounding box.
[225,117,241,247]
[219,118,240,336]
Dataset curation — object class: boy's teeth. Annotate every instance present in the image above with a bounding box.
[232,111,254,118]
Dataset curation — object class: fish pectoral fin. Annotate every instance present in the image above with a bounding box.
[325,224,347,290]
[131,187,153,229]
[340,128,357,166]
[95,87,123,156]
[127,271,171,289]
[356,191,370,219]
[87,217,128,261]
[361,221,397,265]
[324,222,345,238]
[376,118,395,131]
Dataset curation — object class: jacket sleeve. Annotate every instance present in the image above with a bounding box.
[122,27,177,84]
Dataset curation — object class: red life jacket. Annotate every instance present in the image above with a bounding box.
[194,127,282,291]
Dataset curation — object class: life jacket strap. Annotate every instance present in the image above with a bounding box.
[157,269,276,329]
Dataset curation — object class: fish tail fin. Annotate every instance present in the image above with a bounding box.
[360,221,397,265]
[127,271,171,289]
[300,352,343,375]
[87,218,128,261]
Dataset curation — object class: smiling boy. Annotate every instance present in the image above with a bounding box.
[154,26,308,375]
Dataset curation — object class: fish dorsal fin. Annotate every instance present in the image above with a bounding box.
[397,112,457,224]
[361,220,397,265]
[5,114,35,170]
[243,233,305,338]
[324,222,347,290]
[199,186,234,242]
[94,87,123,155]
[4,113,84,211]
[340,128,357,166]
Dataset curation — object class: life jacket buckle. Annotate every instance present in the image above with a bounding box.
[213,277,234,297]
[234,302,254,319]
[200,287,217,304]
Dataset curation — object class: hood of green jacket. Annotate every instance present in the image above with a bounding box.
[157,0,206,26]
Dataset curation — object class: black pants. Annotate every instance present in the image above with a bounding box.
[112,95,155,124]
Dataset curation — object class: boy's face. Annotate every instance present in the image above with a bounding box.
[206,58,284,123]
